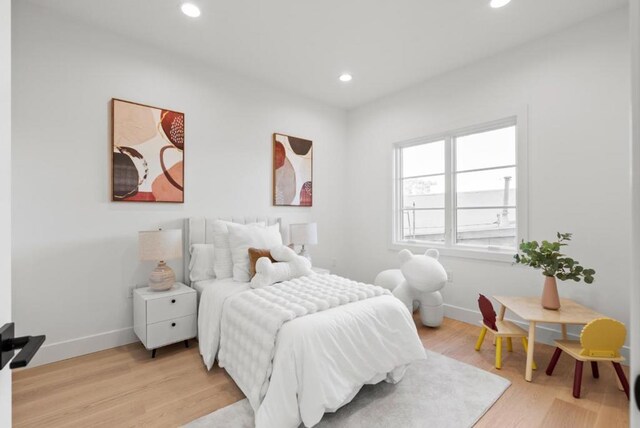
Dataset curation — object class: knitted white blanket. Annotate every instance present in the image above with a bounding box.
[217,274,390,410]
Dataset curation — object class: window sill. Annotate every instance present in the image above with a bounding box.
[389,241,516,263]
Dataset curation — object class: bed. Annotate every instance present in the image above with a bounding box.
[185,217,426,428]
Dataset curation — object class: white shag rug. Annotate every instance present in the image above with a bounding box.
[185,350,510,428]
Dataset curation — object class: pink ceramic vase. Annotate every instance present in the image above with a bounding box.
[541,276,561,310]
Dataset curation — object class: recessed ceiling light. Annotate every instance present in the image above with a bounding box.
[339,73,353,82]
[181,3,201,18]
[490,0,511,8]
[489,0,511,9]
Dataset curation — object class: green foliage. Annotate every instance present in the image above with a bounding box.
[514,232,595,284]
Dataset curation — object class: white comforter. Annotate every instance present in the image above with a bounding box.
[219,275,391,410]
[197,274,426,428]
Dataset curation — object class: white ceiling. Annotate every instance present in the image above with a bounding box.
[25,0,627,109]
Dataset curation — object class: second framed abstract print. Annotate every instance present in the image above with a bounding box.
[111,98,184,203]
[273,133,313,207]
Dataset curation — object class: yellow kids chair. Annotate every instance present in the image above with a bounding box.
[475,294,536,370]
[545,317,629,399]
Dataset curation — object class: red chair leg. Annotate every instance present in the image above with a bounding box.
[612,362,630,400]
[590,361,599,379]
[546,347,563,376]
[573,361,584,398]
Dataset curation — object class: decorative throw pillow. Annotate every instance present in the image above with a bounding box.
[270,245,298,262]
[212,220,265,279]
[228,223,283,282]
[188,244,215,282]
[248,248,275,278]
[250,246,313,288]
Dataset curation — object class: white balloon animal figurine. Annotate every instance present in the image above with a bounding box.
[374,249,448,327]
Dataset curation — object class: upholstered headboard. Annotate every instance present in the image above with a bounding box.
[184,217,282,285]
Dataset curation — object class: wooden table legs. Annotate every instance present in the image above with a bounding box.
[497,305,506,321]
[525,321,536,382]
[561,323,568,340]
[494,304,506,345]
[612,362,630,399]
[616,372,625,391]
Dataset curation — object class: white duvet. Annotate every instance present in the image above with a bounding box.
[197,274,426,428]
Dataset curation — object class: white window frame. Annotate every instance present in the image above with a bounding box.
[391,111,528,262]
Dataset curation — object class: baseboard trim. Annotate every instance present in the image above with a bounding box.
[443,303,630,362]
[28,327,138,368]
[28,304,630,368]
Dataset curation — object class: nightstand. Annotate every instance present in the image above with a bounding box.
[312,267,330,275]
[133,283,197,358]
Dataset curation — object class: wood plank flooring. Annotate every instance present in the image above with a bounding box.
[12,317,630,427]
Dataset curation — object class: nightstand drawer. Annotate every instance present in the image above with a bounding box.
[146,314,196,349]
[147,292,196,324]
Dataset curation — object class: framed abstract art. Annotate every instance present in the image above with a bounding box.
[111,98,184,203]
[273,133,313,206]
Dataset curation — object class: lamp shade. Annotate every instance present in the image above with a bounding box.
[138,229,183,261]
[289,223,318,246]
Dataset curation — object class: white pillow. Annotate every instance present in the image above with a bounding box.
[188,244,215,282]
[212,220,265,279]
[250,251,313,288]
[228,223,283,282]
[270,245,298,262]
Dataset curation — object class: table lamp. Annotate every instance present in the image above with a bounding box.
[289,223,317,262]
[138,229,183,291]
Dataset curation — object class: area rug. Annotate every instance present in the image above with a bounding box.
[185,350,510,428]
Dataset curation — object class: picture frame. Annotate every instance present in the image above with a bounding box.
[111,98,185,203]
[273,133,313,207]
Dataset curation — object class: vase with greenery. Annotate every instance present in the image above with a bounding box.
[514,233,595,310]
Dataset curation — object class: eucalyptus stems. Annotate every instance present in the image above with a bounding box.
[514,233,595,284]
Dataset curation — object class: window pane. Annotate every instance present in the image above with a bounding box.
[402,209,445,243]
[403,175,445,209]
[456,208,516,248]
[456,126,515,171]
[402,140,445,177]
[457,167,516,208]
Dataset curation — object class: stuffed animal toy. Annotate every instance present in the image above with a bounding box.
[251,245,313,288]
[374,249,448,327]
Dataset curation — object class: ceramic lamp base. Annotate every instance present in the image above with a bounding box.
[149,261,175,291]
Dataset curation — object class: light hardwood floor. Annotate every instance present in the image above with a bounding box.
[12,317,630,427]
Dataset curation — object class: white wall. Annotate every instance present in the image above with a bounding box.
[0,0,11,423]
[12,2,348,365]
[346,9,631,349]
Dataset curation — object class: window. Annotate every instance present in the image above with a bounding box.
[393,116,526,259]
